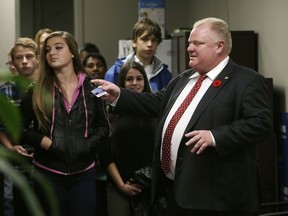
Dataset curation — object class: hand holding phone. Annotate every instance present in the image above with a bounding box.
[91,86,107,97]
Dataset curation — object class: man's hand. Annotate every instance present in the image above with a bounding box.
[185,130,214,154]
[90,79,121,104]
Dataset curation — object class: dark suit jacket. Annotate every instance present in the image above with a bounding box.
[114,59,272,211]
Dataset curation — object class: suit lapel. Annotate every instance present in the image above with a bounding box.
[161,70,195,123]
[158,61,235,138]
[184,61,234,133]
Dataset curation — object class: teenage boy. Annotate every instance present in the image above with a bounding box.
[0,37,39,216]
[105,18,172,92]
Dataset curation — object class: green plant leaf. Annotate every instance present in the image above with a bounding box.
[13,75,33,93]
[0,95,22,142]
[0,159,45,216]
[0,146,60,216]
[0,70,12,82]
[0,71,59,215]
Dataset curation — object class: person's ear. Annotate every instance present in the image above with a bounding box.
[216,40,224,54]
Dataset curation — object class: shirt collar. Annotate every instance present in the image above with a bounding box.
[134,55,154,68]
[190,56,229,80]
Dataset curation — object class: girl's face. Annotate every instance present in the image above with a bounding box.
[124,68,145,93]
[45,36,74,70]
[85,57,106,79]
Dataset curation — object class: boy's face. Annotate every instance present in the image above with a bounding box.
[84,56,107,79]
[132,31,159,62]
[12,46,38,78]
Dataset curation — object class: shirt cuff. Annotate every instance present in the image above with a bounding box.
[110,92,121,107]
[209,131,216,147]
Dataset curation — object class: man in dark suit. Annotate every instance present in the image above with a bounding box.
[93,17,272,216]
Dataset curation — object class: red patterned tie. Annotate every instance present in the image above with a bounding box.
[161,75,207,174]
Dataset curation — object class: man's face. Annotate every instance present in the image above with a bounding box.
[12,46,38,77]
[187,23,222,73]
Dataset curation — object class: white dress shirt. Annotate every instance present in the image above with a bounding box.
[161,57,229,179]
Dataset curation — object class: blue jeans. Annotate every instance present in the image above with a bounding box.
[34,167,96,216]
[4,175,14,216]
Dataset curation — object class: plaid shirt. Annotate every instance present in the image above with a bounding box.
[0,81,21,132]
[0,81,21,106]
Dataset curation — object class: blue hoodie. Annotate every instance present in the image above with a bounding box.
[105,53,172,92]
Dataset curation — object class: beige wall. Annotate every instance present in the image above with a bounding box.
[0,0,19,74]
[81,0,189,67]
[82,0,138,67]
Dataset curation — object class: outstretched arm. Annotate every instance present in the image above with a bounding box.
[91,79,162,117]
[90,79,120,104]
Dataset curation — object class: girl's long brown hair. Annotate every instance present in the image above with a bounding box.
[33,31,85,132]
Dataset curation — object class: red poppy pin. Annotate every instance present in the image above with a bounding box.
[212,80,222,88]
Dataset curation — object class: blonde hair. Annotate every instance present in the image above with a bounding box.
[9,37,39,60]
[34,28,53,47]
